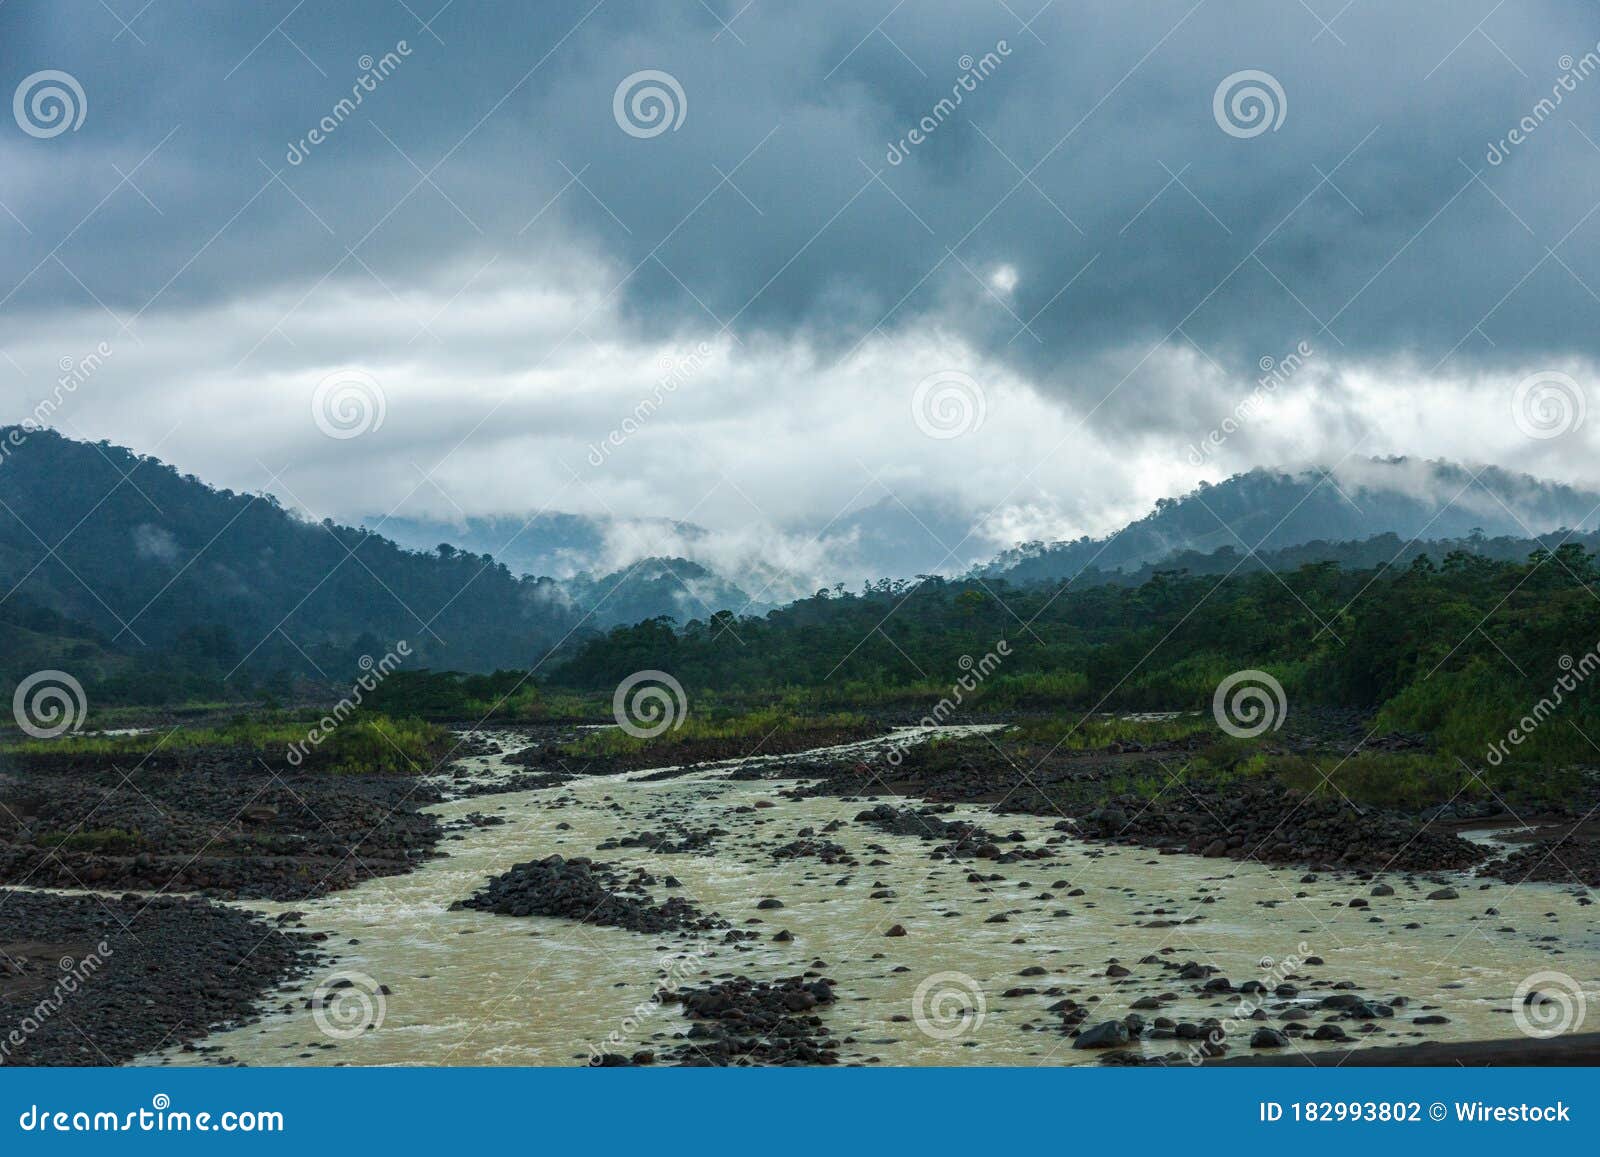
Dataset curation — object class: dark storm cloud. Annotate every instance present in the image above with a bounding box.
[3,0,1599,423]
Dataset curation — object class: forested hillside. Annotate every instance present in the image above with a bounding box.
[552,543,1600,772]
[983,461,1600,585]
[0,430,748,702]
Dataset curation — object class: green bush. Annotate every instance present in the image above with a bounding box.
[40,827,144,854]
[3,712,448,774]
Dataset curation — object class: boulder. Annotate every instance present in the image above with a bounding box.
[1072,1020,1131,1049]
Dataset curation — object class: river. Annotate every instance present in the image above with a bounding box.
[140,727,1600,1066]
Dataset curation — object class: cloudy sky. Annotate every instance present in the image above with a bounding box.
[4,0,1600,583]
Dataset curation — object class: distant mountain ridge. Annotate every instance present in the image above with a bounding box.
[0,429,754,699]
[375,512,709,581]
[979,460,1600,586]
[6,433,1598,704]
[374,514,767,620]
[374,501,978,602]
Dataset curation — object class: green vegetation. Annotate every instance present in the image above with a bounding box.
[1007,713,1215,749]
[1000,707,1587,811]
[307,715,451,774]
[9,437,1600,817]
[0,431,761,708]
[38,827,145,854]
[359,669,601,722]
[551,546,1600,805]
[556,708,870,760]
[2,713,448,774]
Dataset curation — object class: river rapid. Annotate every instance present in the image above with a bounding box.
[142,727,1600,1067]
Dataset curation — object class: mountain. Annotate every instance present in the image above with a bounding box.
[826,496,992,578]
[377,512,771,616]
[980,459,1600,585]
[0,430,753,701]
[389,461,1600,598]
[375,512,708,581]
[560,557,758,627]
[381,497,988,596]
[8,432,1596,706]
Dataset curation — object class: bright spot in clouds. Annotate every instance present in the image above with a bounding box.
[989,265,1019,295]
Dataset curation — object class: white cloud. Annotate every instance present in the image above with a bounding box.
[4,253,1597,592]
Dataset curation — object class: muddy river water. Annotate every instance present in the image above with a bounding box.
[141,728,1599,1067]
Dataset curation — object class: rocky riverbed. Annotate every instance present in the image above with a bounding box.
[0,889,314,1065]
[453,853,729,934]
[118,725,1598,1068]
[0,751,446,900]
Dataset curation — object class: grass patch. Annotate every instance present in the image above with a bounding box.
[558,709,871,760]
[3,712,448,773]
[309,716,450,773]
[1007,712,1218,750]
[359,670,606,722]
[38,827,145,853]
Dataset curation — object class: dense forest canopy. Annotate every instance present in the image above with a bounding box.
[551,545,1600,771]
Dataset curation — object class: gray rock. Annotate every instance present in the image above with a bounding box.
[1073,1020,1132,1049]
